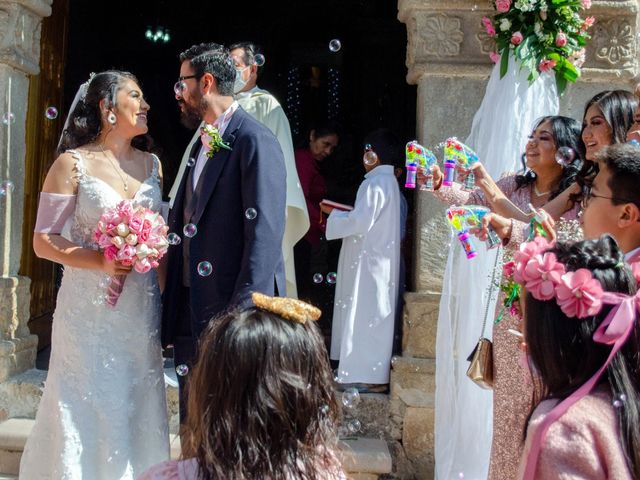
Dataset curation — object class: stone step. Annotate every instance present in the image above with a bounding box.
[0,418,391,478]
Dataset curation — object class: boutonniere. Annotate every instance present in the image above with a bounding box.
[200,124,232,158]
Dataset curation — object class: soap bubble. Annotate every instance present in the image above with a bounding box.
[245,208,257,220]
[0,180,14,195]
[92,295,106,306]
[183,223,197,238]
[167,233,182,245]
[313,273,323,284]
[197,261,213,277]
[341,388,360,409]
[186,157,195,167]
[363,150,378,166]
[99,277,111,289]
[175,364,189,376]
[613,399,623,408]
[45,106,59,120]
[320,404,330,415]
[329,39,342,52]
[254,54,265,67]
[347,419,361,433]
[2,112,15,125]
[391,356,398,366]
[555,147,576,166]
[326,272,337,284]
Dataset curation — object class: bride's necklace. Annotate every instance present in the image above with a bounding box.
[99,144,129,192]
[533,184,551,197]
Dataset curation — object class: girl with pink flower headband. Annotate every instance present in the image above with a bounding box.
[515,235,640,479]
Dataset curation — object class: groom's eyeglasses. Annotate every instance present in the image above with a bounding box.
[174,74,202,96]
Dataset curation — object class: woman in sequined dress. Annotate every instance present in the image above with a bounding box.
[431,115,583,479]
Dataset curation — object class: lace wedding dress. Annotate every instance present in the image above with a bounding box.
[20,150,169,479]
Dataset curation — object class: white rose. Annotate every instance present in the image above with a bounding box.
[125,233,138,246]
[136,243,151,259]
[111,236,125,248]
[116,223,130,237]
[499,18,512,32]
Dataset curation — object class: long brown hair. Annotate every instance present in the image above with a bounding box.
[182,307,341,479]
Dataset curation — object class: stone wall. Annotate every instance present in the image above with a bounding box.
[394,0,640,478]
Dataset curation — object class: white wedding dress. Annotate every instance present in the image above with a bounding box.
[20,150,170,479]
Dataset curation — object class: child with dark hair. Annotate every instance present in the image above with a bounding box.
[514,235,640,479]
[140,293,345,480]
[321,128,402,392]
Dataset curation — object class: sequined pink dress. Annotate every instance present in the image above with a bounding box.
[434,176,580,480]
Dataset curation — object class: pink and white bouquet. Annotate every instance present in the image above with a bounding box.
[482,0,595,94]
[94,200,169,307]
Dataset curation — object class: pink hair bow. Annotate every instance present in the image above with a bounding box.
[522,288,640,480]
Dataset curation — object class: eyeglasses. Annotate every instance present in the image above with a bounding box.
[173,74,201,96]
[581,184,638,209]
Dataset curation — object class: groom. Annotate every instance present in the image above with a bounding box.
[162,42,286,420]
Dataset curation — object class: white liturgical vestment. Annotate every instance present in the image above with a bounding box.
[326,165,400,384]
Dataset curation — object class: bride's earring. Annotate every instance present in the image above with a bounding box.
[107,112,117,125]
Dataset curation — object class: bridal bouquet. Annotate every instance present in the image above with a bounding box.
[94,200,169,307]
[482,0,595,94]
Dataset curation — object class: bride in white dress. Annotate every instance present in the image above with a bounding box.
[20,71,169,479]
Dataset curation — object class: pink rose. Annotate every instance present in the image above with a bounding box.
[128,214,145,235]
[138,219,152,242]
[104,245,118,262]
[581,16,595,30]
[511,31,523,46]
[489,51,500,64]
[555,33,567,47]
[581,0,591,8]
[98,233,113,249]
[116,201,134,221]
[503,261,516,278]
[555,269,603,318]
[539,59,557,73]
[116,244,137,262]
[482,17,497,37]
[495,0,511,13]
[134,257,152,274]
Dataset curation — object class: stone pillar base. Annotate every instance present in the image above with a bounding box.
[0,277,37,383]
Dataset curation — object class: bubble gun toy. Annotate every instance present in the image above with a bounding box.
[405,141,438,191]
[446,205,501,258]
[444,138,480,191]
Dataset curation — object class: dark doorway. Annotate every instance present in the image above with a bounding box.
[64,0,416,196]
[61,0,416,346]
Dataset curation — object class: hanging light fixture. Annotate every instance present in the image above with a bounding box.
[145,25,170,44]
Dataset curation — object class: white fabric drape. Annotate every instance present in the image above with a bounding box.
[434,61,559,480]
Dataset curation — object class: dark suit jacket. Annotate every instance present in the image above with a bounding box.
[162,107,286,345]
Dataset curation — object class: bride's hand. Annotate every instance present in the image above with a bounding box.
[101,257,133,276]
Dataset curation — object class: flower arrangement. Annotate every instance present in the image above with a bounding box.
[94,200,169,306]
[482,0,595,94]
[496,259,523,323]
[200,124,232,158]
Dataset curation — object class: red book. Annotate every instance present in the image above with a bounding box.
[320,199,353,211]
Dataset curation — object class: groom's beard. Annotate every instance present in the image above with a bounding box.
[179,93,209,130]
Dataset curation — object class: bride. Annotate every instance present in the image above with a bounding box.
[19,71,169,479]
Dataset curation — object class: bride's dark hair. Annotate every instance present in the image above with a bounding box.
[182,307,342,480]
[57,70,152,155]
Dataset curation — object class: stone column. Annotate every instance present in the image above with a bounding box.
[0,0,52,384]
[395,0,639,478]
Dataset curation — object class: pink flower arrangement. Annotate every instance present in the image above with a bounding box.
[521,252,565,301]
[511,31,523,46]
[538,59,557,73]
[581,16,596,31]
[581,0,592,8]
[489,51,501,63]
[495,0,511,13]
[94,200,169,307]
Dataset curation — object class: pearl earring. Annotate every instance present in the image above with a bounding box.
[107,112,117,125]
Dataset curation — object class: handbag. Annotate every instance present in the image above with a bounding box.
[465,248,500,389]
